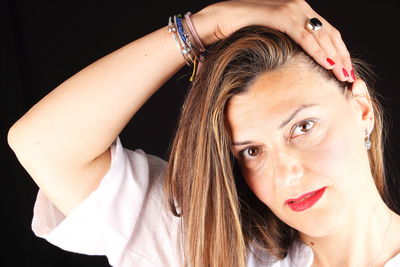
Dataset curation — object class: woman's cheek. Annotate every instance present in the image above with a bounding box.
[309,132,341,172]
[243,169,274,205]
[307,125,353,182]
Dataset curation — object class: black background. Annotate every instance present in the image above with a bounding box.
[3,1,400,266]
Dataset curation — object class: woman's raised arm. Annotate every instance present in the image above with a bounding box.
[7,0,352,216]
[7,10,217,216]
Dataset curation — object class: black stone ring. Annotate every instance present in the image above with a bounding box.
[305,17,323,32]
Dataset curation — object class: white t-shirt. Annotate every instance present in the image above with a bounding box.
[31,136,400,267]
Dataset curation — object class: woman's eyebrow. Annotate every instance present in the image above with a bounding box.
[278,103,319,129]
[232,103,319,147]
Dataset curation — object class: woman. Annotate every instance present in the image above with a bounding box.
[7,0,400,266]
[165,24,400,266]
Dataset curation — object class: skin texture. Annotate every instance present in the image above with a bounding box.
[226,60,400,266]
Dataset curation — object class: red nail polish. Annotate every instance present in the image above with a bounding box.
[351,69,356,80]
[327,58,335,66]
[342,68,349,78]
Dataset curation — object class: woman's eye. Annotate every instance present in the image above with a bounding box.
[238,119,316,161]
[291,119,315,137]
[239,147,260,160]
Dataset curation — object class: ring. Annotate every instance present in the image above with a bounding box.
[305,17,322,32]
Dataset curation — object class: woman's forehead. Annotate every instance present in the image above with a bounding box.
[227,67,326,110]
[225,66,341,133]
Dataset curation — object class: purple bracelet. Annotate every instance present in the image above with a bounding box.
[184,12,205,53]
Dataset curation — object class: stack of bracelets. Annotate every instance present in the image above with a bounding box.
[168,12,206,82]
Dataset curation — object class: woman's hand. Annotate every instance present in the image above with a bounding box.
[197,0,354,82]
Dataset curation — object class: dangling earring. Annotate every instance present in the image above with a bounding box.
[365,128,371,150]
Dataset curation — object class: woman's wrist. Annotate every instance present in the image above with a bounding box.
[189,6,221,47]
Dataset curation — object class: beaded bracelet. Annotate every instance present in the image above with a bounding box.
[183,12,206,81]
[168,12,206,81]
[184,12,205,61]
[168,15,192,67]
[168,15,196,66]
[174,15,195,64]
[180,15,203,62]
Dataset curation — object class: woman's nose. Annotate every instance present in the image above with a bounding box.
[271,150,304,187]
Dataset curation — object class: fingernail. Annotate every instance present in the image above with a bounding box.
[327,58,335,66]
[342,68,349,78]
[351,69,356,81]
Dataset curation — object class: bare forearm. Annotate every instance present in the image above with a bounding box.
[8,10,214,167]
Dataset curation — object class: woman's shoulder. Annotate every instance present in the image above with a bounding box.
[32,135,183,266]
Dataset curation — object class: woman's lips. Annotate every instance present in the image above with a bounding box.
[285,186,327,212]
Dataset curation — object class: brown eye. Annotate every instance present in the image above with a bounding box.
[240,147,260,160]
[292,119,315,137]
[248,148,259,156]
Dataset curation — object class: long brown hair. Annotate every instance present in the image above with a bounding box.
[163,25,390,267]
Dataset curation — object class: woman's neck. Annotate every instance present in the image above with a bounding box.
[299,188,400,267]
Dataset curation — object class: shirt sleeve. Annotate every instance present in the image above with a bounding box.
[31,136,184,267]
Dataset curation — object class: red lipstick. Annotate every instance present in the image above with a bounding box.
[285,187,327,212]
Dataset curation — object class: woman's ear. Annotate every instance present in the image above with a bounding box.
[350,79,374,134]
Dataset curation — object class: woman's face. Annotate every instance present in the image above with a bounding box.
[226,61,374,237]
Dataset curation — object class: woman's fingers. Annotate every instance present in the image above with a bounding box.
[289,28,336,70]
[311,17,354,82]
[286,16,352,82]
[274,1,354,82]
[330,29,355,81]
[212,0,354,82]
[292,24,353,82]
[300,1,354,82]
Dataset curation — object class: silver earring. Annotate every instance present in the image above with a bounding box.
[365,128,371,150]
